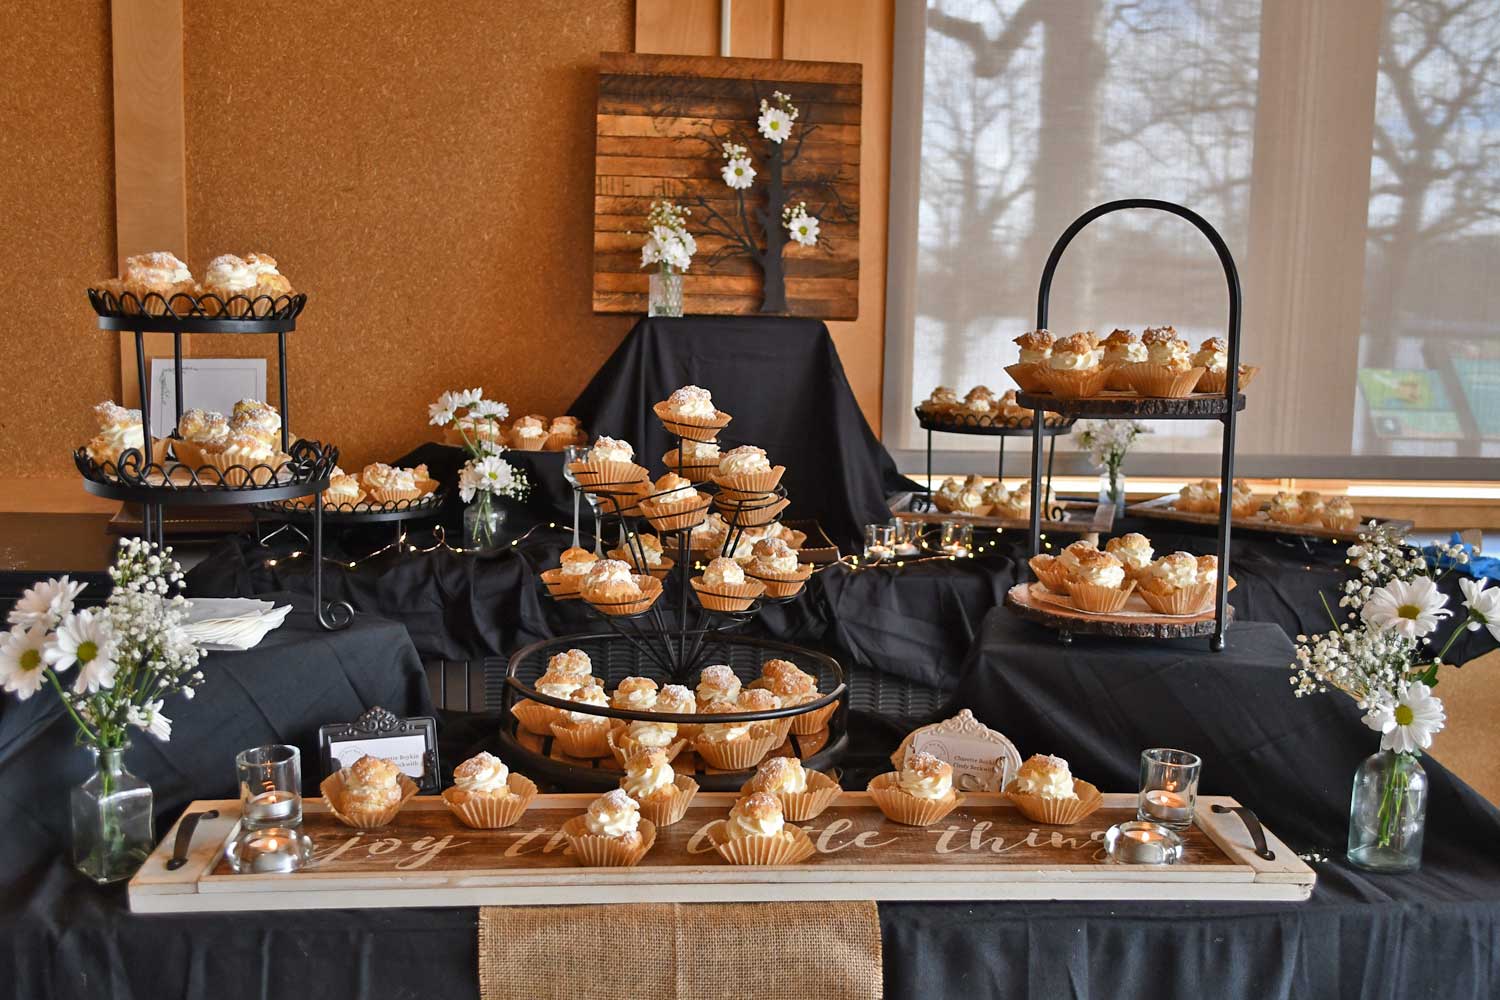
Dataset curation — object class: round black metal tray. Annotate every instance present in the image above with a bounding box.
[88,288,306,333]
[914,407,1075,437]
[74,438,337,506]
[254,490,448,523]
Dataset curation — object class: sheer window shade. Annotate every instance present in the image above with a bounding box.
[884,0,1500,479]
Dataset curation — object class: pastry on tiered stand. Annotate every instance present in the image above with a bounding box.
[1102,329,1145,390]
[510,646,599,736]
[1003,753,1102,826]
[440,752,537,829]
[654,384,733,441]
[868,751,962,826]
[91,251,196,315]
[1137,551,1217,615]
[745,536,813,597]
[562,789,656,867]
[639,473,709,533]
[1125,327,1203,398]
[549,682,613,758]
[360,461,436,503]
[609,531,673,578]
[756,658,835,735]
[85,401,169,471]
[570,435,650,488]
[1105,532,1154,580]
[184,400,292,486]
[200,253,294,316]
[579,558,662,616]
[916,386,962,417]
[619,748,699,827]
[609,680,689,765]
[1192,337,1259,393]
[707,791,817,865]
[322,467,365,507]
[742,755,840,821]
[1063,549,1136,613]
[693,701,780,771]
[508,414,548,451]
[1006,330,1054,392]
[662,437,721,482]
[1038,332,1109,398]
[691,556,764,612]
[1321,496,1358,532]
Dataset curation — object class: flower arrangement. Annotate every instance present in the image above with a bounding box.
[1,539,203,747]
[1071,420,1149,504]
[1291,522,1495,861]
[640,200,697,275]
[427,387,529,547]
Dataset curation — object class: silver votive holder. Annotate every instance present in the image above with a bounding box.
[226,826,313,874]
[940,521,973,558]
[238,744,303,830]
[864,523,896,562]
[892,519,923,557]
[1137,748,1201,831]
[1104,820,1185,865]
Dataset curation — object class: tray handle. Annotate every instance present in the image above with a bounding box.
[1211,803,1275,861]
[165,808,220,871]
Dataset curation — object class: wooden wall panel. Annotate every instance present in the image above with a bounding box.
[0,0,117,479]
[182,0,635,471]
[636,0,722,56]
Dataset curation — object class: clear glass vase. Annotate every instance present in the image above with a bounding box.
[1098,466,1126,508]
[71,744,153,884]
[1347,749,1427,873]
[464,497,506,549]
[649,265,683,317]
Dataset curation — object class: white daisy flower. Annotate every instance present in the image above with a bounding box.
[46,608,118,694]
[1360,576,1451,639]
[453,388,484,408]
[469,399,509,420]
[8,576,86,628]
[758,107,792,143]
[127,699,172,741]
[1459,577,1500,642]
[428,391,458,426]
[721,157,756,190]
[1361,682,1445,754]
[0,624,51,700]
[787,213,821,246]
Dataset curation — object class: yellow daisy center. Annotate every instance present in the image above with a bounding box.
[1394,705,1415,726]
[1397,604,1422,621]
[19,649,41,672]
[77,640,98,663]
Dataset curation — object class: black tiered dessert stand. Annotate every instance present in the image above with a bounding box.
[914,407,1075,506]
[1016,199,1246,650]
[78,289,353,630]
[252,490,449,551]
[498,424,848,791]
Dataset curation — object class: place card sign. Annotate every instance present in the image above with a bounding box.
[891,710,1022,792]
[318,706,440,792]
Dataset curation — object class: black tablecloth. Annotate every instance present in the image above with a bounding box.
[887,607,1500,999]
[569,315,913,551]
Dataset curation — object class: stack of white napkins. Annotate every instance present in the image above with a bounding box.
[182,598,293,651]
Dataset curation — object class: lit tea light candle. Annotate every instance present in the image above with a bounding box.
[245,788,299,824]
[1141,788,1192,826]
[246,835,298,873]
[1104,821,1184,865]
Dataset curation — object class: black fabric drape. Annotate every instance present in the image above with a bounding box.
[568,315,914,551]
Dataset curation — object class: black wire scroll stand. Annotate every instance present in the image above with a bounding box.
[914,406,1076,501]
[1017,198,1246,650]
[80,288,351,630]
[251,489,449,551]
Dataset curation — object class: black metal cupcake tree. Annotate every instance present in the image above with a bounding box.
[78,289,353,630]
[1018,199,1245,650]
[497,418,849,791]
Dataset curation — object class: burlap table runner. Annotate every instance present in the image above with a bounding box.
[479,901,882,999]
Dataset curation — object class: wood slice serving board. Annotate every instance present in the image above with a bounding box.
[1126,494,1413,542]
[129,793,1312,912]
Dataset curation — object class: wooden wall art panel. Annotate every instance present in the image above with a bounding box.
[593,52,861,319]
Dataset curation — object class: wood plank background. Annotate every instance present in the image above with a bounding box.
[593,51,862,319]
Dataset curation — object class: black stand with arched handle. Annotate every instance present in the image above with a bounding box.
[1024,198,1243,650]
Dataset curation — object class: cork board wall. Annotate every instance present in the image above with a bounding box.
[182,0,635,470]
[0,0,117,478]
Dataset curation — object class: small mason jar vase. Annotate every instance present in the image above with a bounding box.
[464,496,506,550]
[71,744,154,884]
[1347,749,1427,873]
[649,264,683,317]
[1099,466,1126,508]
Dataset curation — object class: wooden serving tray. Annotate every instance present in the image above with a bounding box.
[1126,494,1412,542]
[889,493,1116,535]
[1006,582,1233,639]
[129,792,1313,912]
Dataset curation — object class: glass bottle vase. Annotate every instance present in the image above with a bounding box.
[464,496,506,550]
[1098,466,1126,509]
[649,265,683,317]
[1347,749,1427,873]
[71,744,154,884]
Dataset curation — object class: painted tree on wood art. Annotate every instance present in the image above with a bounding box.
[692,91,854,314]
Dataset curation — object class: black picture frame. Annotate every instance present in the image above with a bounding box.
[317,706,441,793]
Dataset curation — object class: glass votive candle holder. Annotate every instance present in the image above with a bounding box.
[892,519,924,557]
[238,744,303,831]
[864,523,896,562]
[226,826,313,874]
[1104,820,1185,865]
[1137,748,1202,831]
[940,521,973,558]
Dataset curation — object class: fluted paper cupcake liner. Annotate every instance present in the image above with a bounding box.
[549,719,614,758]
[320,771,419,830]
[767,714,795,745]
[1028,557,1072,594]
[1138,581,1215,617]
[1196,364,1259,394]
[652,401,732,442]
[1065,579,1137,614]
[508,431,547,451]
[693,725,780,771]
[569,459,650,487]
[1322,515,1358,533]
[629,774,699,828]
[711,465,786,495]
[511,698,563,735]
[545,429,586,452]
[581,575,663,616]
[745,564,814,599]
[367,484,423,503]
[608,725,686,767]
[1004,362,1049,394]
[441,774,538,829]
[201,449,290,487]
[1004,778,1103,826]
[1037,366,1113,399]
[561,815,657,868]
[706,820,817,865]
[741,769,841,822]
[788,698,838,736]
[715,496,790,528]
[691,576,765,613]
[1230,496,1262,519]
[661,450,720,482]
[867,773,964,827]
[540,568,583,599]
[640,493,712,533]
[608,548,674,579]
[1105,366,1136,391]
[1124,363,1206,398]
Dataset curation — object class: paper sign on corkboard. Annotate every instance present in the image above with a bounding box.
[592,51,861,319]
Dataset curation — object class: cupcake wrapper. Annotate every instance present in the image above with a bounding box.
[540,568,583,598]
[693,725,780,771]
[509,432,547,451]
[367,484,423,503]
[712,465,786,495]
[746,565,814,599]
[1231,497,1262,519]
[867,774,964,827]
[1105,366,1136,391]
[1196,364,1259,394]
[510,698,562,735]
[201,449,287,487]
[641,493,712,533]
[706,820,817,866]
[1004,779,1103,826]
[1004,362,1049,394]
[740,770,842,822]
[1323,515,1358,533]
[1126,363,1206,398]
[652,401,732,442]
[1038,366,1113,399]
[630,774,699,827]
[319,771,419,830]
[661,451,720,482]
[171,438,204,468]
[561,816,657,867]
[1028,558,1072,594]
[1065,579,1137,614]
[608,549,674,578]
[691,577,765,613]
[441,774,538,829]
[608,726,686,767]
[582,575,664,616]
[544,430,579,452]
[768,714,795,745]
[715,496,790,528]
[571,460,650,487]
[789,698,838,736]
[549,719,614,758]
[1138,581,1215,616]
